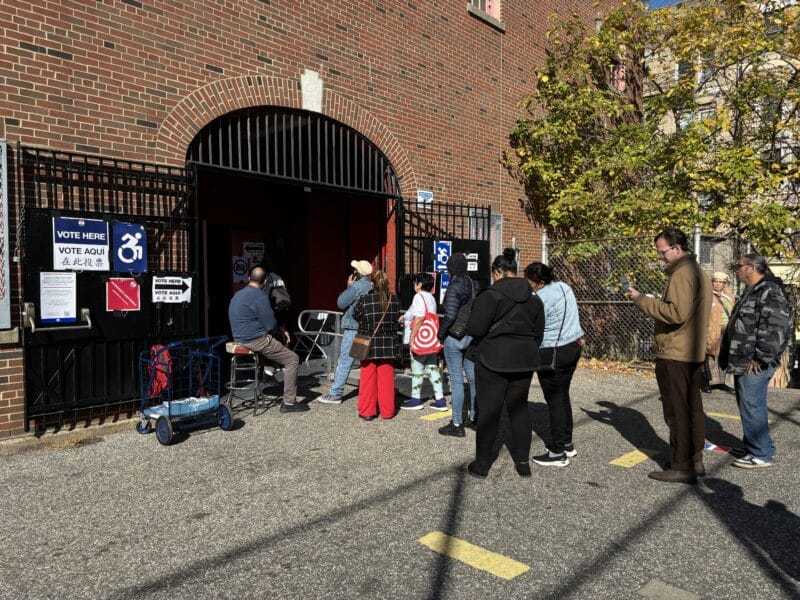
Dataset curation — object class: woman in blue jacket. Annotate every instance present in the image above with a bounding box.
[525,262,585,468]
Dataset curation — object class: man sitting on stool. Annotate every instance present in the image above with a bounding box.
[228,266,309,413]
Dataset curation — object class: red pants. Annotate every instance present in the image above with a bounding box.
[357,360,396,419]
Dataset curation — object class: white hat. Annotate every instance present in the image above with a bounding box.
[712,271,730,283]
[351,260,373,277]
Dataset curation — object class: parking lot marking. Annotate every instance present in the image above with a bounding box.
[707,411,775,424]
[418,531,530,580]
[420,409,452,421]
[610,449,657,468]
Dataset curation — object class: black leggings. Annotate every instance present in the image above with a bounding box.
[474,362,534,468]
[537,341,582,453]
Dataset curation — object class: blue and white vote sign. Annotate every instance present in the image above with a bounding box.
[113,222,147,272]
[434,240,452,272]
[439,272,450,304]
[52,216,109,271]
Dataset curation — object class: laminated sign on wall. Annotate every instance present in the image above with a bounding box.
[53,216,109,271]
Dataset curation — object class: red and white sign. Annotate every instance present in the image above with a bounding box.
[106,277,140,311]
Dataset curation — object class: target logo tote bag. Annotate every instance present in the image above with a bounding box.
[410,293,443,355]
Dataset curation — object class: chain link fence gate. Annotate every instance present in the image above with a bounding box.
[543,233,747,362]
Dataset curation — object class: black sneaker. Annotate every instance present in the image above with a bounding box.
[563,443,577,458]
[438,421,465,438]
[464,417,477,431]
[532,452,569,467]
[280,402,310,413]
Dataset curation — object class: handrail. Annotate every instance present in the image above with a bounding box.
[22,303,92,333]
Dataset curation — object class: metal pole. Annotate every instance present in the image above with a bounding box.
[542,229,548,264]
[694,224,701,261]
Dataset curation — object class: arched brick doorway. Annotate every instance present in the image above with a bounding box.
[185,106,403,336]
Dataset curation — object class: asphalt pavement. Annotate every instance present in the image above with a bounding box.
[1,366,798,599]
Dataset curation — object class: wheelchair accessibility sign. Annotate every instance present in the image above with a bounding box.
[113,222,147,272]
[434,240,452,272]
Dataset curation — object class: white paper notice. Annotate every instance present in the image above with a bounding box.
[40,272,77,323]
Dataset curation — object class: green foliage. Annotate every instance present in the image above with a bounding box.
[505,0,800,257]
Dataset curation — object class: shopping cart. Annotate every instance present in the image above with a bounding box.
[136,336,233,445]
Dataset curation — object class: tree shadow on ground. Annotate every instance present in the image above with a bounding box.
[581,400,670,467]
[700,478,800,588]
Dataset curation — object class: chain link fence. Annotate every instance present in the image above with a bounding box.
[544,233,747,362]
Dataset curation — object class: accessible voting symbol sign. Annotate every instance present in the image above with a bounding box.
[53,217,109,271]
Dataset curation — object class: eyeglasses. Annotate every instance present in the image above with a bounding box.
[656,245,675,257]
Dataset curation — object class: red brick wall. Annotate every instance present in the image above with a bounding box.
[0,0,604,436]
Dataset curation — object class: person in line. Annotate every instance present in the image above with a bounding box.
[706,272,735,391]
[627,228,710,483]
[353,270,401,420]
[228,266,308,413]
[462,248,545,478]
[720,254,791,469]
[399,273,446,412]
[524,262,585,467]
[318,260,374,404]
[434,252,478,437]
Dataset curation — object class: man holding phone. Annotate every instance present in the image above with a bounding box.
[626,228,711,483]
[318,260,374,404]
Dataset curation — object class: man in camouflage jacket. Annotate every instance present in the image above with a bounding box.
[720,254,792,469]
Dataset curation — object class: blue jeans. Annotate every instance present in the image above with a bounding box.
[734,364,777,460]
[330,328,357,397]
[443,335,476,426]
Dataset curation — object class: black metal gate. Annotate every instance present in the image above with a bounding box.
[14,145,198,430]
[396,199,491,303]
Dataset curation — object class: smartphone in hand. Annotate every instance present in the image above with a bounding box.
[619,275,630,290]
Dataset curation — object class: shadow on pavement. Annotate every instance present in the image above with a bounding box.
[581,400,670,467]
[700,478,800,589]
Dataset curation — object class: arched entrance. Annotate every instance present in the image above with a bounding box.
[186,106,401,336]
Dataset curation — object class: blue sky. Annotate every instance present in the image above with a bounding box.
[647,0,682,7]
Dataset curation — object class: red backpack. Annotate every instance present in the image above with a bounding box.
[148,344,172,398]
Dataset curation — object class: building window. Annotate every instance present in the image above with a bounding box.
[699,51,714,85]
[676,60,693,81]
[467,0,505,31]
[468,0,500,19]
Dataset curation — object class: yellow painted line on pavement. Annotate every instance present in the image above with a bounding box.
[707,411,775,424]
[610,449,658,468]
[418,531,530,580]
[420,409,452,421]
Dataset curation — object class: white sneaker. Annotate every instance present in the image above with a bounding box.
[317,394,343,405]
[732,454,773,469]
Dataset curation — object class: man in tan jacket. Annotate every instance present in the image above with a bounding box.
[627,228,711,483]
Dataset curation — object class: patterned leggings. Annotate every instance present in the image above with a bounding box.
[411,353,444,400]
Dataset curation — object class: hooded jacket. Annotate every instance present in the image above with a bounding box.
[438,274,475,341]
[466,277,545,373]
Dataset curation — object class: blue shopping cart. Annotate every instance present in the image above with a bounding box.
[136,336,233,445]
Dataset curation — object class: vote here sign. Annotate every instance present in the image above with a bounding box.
[53,217,110,271]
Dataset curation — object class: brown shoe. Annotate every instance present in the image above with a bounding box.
[648,469,697,484]
[694,460,706,477]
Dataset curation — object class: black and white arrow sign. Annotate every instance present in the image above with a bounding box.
[152,276,192,303]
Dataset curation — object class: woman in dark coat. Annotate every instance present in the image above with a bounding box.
[463,248,545,477]
[353,270,401,420]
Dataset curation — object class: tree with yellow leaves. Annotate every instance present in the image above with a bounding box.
[506,0,800,257]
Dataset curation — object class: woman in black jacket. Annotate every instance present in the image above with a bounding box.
[463,248,545,478]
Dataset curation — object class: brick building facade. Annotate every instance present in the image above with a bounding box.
[0,0,601,437]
